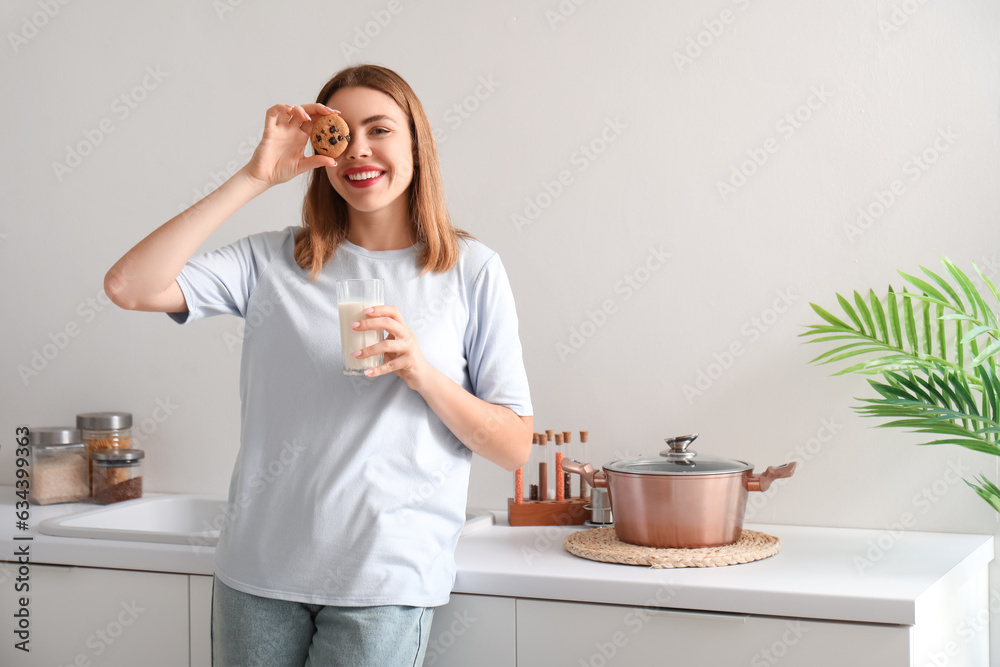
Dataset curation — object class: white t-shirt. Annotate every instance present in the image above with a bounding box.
[169,227,532,606]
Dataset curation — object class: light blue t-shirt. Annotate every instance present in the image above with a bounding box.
[169,227,532,606]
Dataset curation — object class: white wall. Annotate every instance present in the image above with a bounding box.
[3,0,999,653]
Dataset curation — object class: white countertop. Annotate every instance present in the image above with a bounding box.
[452,520,993,625]
[2,489,992,626]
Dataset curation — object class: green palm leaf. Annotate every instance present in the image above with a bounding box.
[870,289,889,344]
[961,324,995,344]
[978,265,1000,304]
[903,289,919,355]
[966,476,1000,513]
[809,304,853,330]
[978,365,1000,423]
[854,291,876,340]
[972,339,1000,368]
[888,288,903,349]
[837,293,866,334]
[900,270,950,305]
[811,345,890,366]
[936,303,946,362]
[920,265,965,310]
[802,256,1000,512]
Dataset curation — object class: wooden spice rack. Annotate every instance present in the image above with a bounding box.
[508,428,593,526]
[507,497,590,526]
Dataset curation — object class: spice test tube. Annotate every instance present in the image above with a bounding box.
[538,435,549,501]
[579,430,590,500]
[562,430,573,499]
[529,434,539,500]
[554,433,564,502]
[514,466,524,504]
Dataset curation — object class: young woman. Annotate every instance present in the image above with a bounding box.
[105,64,533,666]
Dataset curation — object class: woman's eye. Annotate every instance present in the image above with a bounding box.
[370,127,390,136]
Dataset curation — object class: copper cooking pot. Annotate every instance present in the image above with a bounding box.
[562,434,796,549]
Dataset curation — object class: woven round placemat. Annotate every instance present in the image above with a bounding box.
[563,527,780,568]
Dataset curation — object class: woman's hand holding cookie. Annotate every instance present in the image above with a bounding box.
[242,103,341,188]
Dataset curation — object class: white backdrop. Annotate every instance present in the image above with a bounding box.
[2,0,1000,657]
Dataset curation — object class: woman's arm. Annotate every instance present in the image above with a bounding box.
[105,104,338,312]
[353,306,533,471]
[413,369,533,472]
[105,169,269,311]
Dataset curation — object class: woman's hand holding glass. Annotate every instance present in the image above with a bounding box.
[350,306,430,390]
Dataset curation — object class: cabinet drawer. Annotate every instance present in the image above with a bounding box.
[0,563,190,666]
[425,593,516,667]
[516,599,910,667]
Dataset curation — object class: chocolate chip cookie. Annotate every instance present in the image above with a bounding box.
[310,113,351,158]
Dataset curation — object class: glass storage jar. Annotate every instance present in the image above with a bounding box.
[76,411,132,497]
[28,427,90,505]
[91,449,144,505]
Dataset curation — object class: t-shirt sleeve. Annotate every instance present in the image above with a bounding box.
[166,231,283,325]
[465,254,533,416]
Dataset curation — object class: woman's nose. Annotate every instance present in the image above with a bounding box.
[345,134,371,159]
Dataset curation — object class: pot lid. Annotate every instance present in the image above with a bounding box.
[604,434,753,475]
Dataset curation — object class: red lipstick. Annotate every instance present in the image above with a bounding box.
[342,166,385,189]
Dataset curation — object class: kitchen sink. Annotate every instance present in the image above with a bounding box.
[38,495,229,546]
[38,494,495,546]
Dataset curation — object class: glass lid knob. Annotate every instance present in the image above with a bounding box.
[661,433,698,459]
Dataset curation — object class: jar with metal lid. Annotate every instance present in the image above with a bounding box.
[28,427,90,505]
[91,449,144,505]
[76,412,132,497]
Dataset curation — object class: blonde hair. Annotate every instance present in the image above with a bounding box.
[295,64,468,280]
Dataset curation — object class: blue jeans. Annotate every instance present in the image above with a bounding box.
[212,575,434,667]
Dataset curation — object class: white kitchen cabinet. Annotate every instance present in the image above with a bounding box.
[0,563,190,667]
[425,593,516,667]
[515,598,910,667]
[427,595,925,667]
[190,574,213,667]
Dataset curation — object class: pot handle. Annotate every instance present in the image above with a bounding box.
[560,459,608,488]
[746,461,797,492]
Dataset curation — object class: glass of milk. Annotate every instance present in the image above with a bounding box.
[336,278,384,375]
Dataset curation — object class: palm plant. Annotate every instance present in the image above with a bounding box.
[801,258,1000,510]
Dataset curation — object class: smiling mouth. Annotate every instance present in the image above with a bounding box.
[346,170,384,182]
[342,169,386,189]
